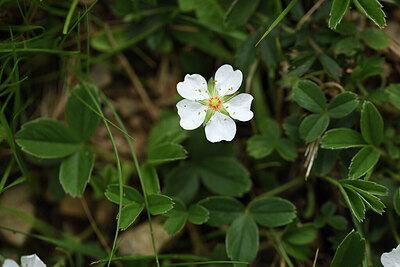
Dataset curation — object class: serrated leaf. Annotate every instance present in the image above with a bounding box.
[119,203,144,230]
[198,157,251,197]
[299,113,330,142]
[148,194,174,215]
[343,188,366,221]
[360,101,384,146]
[293,81,326,113]
[16,119,79,158]
[164,214,187,235]
[188,204,209,224]
[328,92,359,118]
[360,28,391,50]
[276,138,298,161]
[59,146,94,197]
[288,53,316,77]
[105,184,143,205]
[141,163,160,195]
[247,135,275,159]
[356,188,385,214]
[329,0,350,29]
[147,143,187,164]
[349,146,380,179]
[353,0,386,28]
[321,128,366,149]
[339,180,388,195]
[331,231,366,267]
[318,53,342,81]
[199,196,245,226]
[248,197,296,227]
[226,215,259,262]
[65,85,100,142]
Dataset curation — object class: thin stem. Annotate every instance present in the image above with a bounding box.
[100,92,160,267]
[388,209,400,244]
[268,229,294,267]
[80,197,111,253]
[251,177,303,203]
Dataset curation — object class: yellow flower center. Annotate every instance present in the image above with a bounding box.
[208,97,222,110]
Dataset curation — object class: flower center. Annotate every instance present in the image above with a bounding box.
[208,96,222,110]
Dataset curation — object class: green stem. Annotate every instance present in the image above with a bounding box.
[388,209,400,244]
[100,92,160,267]
[268,229,294,267]
[63,0,79,34]
[251,177,303,204]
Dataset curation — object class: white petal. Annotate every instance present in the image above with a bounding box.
[21,254,46,267]
[381,245,400,267]
[205,112,236,143]
[214,64,243,96]
[177,99,207,130]
[177,74,209,101]
[224,93,254,122]
[2,259,19,267]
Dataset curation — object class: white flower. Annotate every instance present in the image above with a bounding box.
[381,245,400,267]
[176,64,253,142]
[2,254,46,267]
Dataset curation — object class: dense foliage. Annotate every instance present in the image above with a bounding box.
[1,0,400,266]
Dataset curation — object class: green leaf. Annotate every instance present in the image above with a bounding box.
[141,163,160,195]
[321,128,366,149]
[299,113,330,142]
[386,84,400,110]
[288,52,316,77]
[119,203,144,230]
[339,180,388,196]
[164,214,187,235]
[188,204,209,224]
[356,189,385,214]
[282,223,317,245]
[293,81,326,113]
[360,101,384,146]
[329,0,350,29]
[224,0,260,28]
[226,215,259,262]
[394,187,400,215]
[276,138,298,161]
[147,143,187,164]
[105,184,143,205]
[148,114,187,148]
[164,200,188,235]
[318,53,342,81]
[164,163,200,203]
[177,0,224,24]
[16,119,79,158]
[198,157,251,197]
[199,196,245,226]
[352,55,384,82]
[334,37,363,56]
[349,146,380,179]
[148,194,174,215]
[59,146,94,197]
[327,215,348,231]
[65,85,100,142]
[343,188,366,221]
[353,0,386,28]
[331,231,366,267]
[258,118,281,139]
[328,92,359,118]
[247,135,275,159]
[248,197,296,227]
[360,28,391,50]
